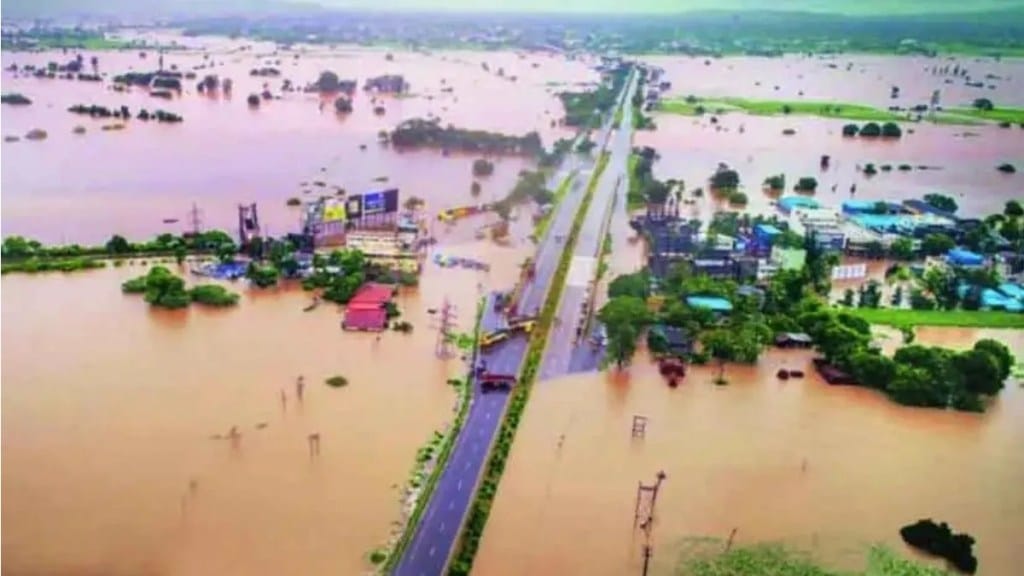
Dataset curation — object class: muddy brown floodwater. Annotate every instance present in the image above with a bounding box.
[0,235,529,576]
[475,331,1024,576]
[635,55,1024,220]
[1,36,597,243]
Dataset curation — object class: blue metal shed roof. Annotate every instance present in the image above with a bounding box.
[686,296,733,312]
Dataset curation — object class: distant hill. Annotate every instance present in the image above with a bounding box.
[4,0,1023,21]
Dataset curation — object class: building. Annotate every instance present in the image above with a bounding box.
[686,296,733,313]
[787,207,846,251]
[342,283,396,331]
[778,196,820,214]
[775,332,813,348]
[649,324,694,356]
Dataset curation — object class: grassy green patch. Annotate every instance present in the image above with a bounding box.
[325,375,349,388]
[846,308,1024,329]
[660,97,906,122]
[534,170,578,242]
[945,107,1024,125]
[613,107,623,129]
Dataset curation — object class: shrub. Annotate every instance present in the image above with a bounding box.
[841,123,859,136]
[859,122,882,137]
[794,177,818,193]
[728,190,748,206]
[286,197,301,206]
[393,321,414,333]
[997,163,1016,173]
[898,164,912,171]
[863,163,878,176]
[881,122,902,138]
[246,94,260,107]
[189,284,240,307]
[325,375,349,388]
[900,519,978,574]
[763,174,785,190]
[781,128,796,135]
[472,158,495,177]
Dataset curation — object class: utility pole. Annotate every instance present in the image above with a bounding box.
[633,470,667,576]
[433,297,457,359]
[188,202,203,236]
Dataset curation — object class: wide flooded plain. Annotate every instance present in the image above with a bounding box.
[0,237,527,576]
[637,54,1024,220]
[474,330,1024,576]
[1,38,595,243]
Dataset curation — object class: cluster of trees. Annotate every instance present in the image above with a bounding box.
[763,174,785,191]
[842,121,903,138]
[300,249,369,304]
[801,303,1013,410]
[68,104,182,123]
[472,158,495,177]
[313,71,357,94]
[1,93,31,105]
[900,519,978,574]
[794,176,818,193]
[390,118,544,157]
[923,193,958,213]
[122,266,239,308]
[112,70,183,90]
[3,231,236,263]
[558,64,630,128]
[250,67,281,77]
[492,170,552,220]
[708,162,740,190]
[629,146,680,207]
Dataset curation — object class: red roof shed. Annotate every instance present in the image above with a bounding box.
[343,308,387,331]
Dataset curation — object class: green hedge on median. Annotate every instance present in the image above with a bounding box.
[447,151,611,576]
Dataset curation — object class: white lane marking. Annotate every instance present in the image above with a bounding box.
[457,479,463,491]
[465,461,471,471]
[429,546,436,557]
[440,522,446,532]
[484,411,491,420]
[448,501,455,510]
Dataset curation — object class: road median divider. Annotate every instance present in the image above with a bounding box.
[446,151,611,576]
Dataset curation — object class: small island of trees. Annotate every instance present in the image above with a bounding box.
[844,121,903,138]
[390,118,543,157]
[472,158,495,177]
[1,93,32,105]
[900,519,978,574]
[122,266,239,309]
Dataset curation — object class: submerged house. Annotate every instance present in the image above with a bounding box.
[775,332,813,348]
[342,282,396,331]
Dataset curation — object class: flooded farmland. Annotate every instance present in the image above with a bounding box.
[0,239,527,576]
[1,37,595,243]
[474,330,1024,576]
[4,32,1024,576]
[637,54,1024,220]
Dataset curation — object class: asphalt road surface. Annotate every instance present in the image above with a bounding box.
[539,73,638,381]
[392,109,618,576]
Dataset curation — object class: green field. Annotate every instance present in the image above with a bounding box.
[847,308,1024,329]
[659,97,908,122]
[944,106,1024,124]
[658,96,1016,125]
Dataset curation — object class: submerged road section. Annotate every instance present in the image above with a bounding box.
[542,73,639,380]
[392,106,619,576]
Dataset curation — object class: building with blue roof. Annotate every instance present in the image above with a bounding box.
[947,248,984,267]
[686,296,733,312]
[778,196,820,214]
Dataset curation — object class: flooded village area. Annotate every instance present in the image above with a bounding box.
[2,25,1024,576]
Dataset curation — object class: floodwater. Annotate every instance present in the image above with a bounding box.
[641,54,1024,109]
[0,236,528,576]
[1,35,596,244]
[636,55,1024,219]
[474,331,1024,576]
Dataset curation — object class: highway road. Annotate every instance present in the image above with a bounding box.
[539,72,639,381]
[392,95,621,576]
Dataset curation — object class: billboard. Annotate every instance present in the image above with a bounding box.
[323,199,347,222]
[346,189,399,221]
